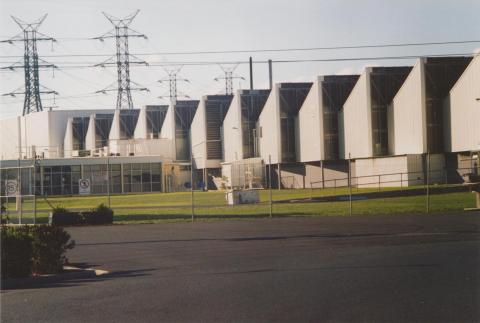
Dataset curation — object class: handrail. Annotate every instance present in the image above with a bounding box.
[309,166,478,189]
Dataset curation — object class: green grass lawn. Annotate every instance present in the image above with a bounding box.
[8,184,452,211]
[4,189,475,224]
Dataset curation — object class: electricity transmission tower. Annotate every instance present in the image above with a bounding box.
[214,64,245,95]
[158,67,190,104]
[1,14,58,116]
[94,10,149,110]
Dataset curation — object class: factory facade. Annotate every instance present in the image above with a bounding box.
[1,55,479,195]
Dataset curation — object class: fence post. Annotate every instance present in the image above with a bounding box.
[426,152,430,213]
[17,158,22,224]
[191,153,195,222]
[348,153,352,216]
[107,155,111,208]
[269,155,273,218]
[320,160,325,189]
[378,175,381,192]
[277,163,281,191]
[33,159,37,224]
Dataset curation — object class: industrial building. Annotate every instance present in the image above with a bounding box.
[257,82,312,188]
[1,55,479,195]
[384,56,474,184]
[0,101,200,194]
[445,55,480,154]
[298,75,359,188]
[158,100,199,161]
[221,89,270,188]
[191,94,233,187]
[339,66,415,187]
[389,57,472,155]
[222,89,271,163]
[341,66,412,159]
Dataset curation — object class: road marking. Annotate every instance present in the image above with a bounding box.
[64,265,110,276]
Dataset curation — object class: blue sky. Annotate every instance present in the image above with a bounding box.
[1,0,479,117]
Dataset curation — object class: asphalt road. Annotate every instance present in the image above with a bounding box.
[2,212,480,323]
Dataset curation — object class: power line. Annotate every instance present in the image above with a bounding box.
[0,39,479,58]
[0,52,477,71]
[0,92,105,104]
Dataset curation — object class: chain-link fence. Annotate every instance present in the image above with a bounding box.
[1,160,479,225]
[0,164,38,224]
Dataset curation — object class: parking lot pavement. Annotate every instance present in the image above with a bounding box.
[2,212,480,323]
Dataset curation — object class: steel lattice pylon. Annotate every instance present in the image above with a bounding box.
[158,67,190,104]
[1,14,57,116]
[214,64,244,95]
[95,10,148,110]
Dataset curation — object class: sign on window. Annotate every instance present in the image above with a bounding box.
[5,180,18,197]
[79,179,91,195]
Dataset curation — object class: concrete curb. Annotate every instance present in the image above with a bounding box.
[1,266,110,290]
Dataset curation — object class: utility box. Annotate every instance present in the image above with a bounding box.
[225,189,260,205]
[464,183,480,210]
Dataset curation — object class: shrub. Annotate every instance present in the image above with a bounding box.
[94,203,114,224]
[30,226,75,274]
[50,206,84,226]
[52,205,68,214]
[0,225,75,278]
[83,203,113,225]
[50,204,114,226]
[1,226,33,278]
[1,197,8,224]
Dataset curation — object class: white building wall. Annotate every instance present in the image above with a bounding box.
[1,110,113,160]
[390,59,426,155]
[160,104,175,140]
[1,109,179,161]
[21,111,52,158]
[49,110,101,158]
[190,98,207,169]
[133,107,148,139]
[449,55,480,152]
[159,104,176,160]
[222,92,243,163]
[258,85,281,164]
[342,69,372,159]
[355,155,409,188]
[63,118,74,157]
[48,111,69,157]
[354,153,445,188]
[0,116,21,160]
[84,114,96,152]
[298,76,323,162]
[108,110,121,140]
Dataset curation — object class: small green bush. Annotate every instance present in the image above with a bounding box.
[1,226,33,278]
[52,205,68,214]
[50,204,113,226]
[30,226,75,274]
[50,206,84,226]
[90,203,113,225]
[1,225,75,278]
